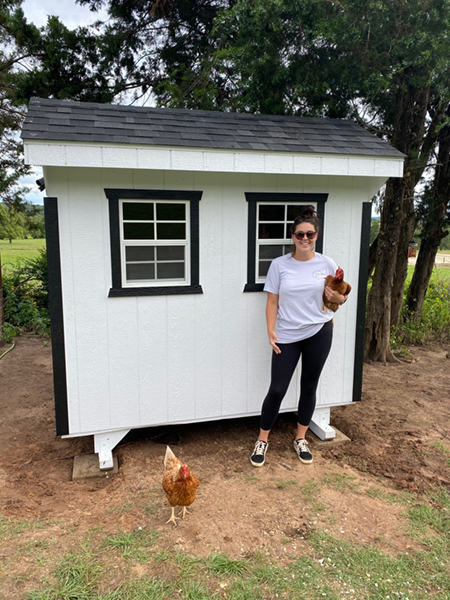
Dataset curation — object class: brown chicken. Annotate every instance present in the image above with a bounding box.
[322,267,352,313]
[162,446,199,525]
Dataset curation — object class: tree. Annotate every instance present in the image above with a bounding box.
[23,203,45,238]
[211,0,450,361]
[0,1,31,210]
[0,203,26,242]
[405,118,450,319]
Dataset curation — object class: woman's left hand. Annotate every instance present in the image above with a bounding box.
[324,286,344,304]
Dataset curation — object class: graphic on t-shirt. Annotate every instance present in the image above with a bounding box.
[312,269,327,280]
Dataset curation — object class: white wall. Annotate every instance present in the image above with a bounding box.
[44,166,385,436]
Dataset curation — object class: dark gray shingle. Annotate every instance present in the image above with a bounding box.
[22,97,404,159]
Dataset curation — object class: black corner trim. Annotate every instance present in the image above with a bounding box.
[353,202,372,402]
[106,189,203,296]
[244,193,329,292]
[44,197,69,436]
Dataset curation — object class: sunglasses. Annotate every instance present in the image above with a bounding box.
[293,230,317,240]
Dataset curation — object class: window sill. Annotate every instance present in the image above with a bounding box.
[243,283,265,293]
[108,285,203,297]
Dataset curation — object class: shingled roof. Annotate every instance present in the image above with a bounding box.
[22,97,403,158]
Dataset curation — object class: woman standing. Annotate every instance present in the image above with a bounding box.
[250,206,348,467]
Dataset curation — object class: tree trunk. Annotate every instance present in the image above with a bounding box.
[406,229,448,317]
[364,178,402,362]
[368,233,378,277]
[390,192,416,326]
[364,79,436,362]
[405,118,450,318]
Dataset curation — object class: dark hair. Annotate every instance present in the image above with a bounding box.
[290,205,320,235]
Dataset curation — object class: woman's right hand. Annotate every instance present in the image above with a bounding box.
[268,331,281,354]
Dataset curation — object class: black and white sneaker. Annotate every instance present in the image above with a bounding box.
[250,440,268,467]
[293,438,313,464]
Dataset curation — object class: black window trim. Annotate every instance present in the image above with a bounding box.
[106,189,203,297]
[244,192,328,292]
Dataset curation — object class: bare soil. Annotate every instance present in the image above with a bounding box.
[0,337,449,584]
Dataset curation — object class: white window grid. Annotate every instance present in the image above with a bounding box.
[119,199,191,288]
[256,202,316,283]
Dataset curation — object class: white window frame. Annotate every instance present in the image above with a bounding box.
[119,199,191,288]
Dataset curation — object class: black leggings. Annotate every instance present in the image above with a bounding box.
[260,320,333,431]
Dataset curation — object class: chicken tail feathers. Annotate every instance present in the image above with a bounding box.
[164,445,176,467]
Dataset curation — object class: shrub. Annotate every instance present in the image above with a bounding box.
[1,248,50,342]
[392,275,450,349]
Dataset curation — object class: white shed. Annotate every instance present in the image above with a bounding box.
[22,98,404,468]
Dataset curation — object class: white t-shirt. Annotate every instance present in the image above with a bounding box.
[264,252,338,343]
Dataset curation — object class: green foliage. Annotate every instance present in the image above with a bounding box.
[1,247,50,341]
[0,203,26,241]
[0,2,32,214]
[23,203,46,238]
[392,274,450,348]
[370,219,380,245]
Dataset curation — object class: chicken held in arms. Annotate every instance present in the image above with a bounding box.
[322,267,351,313]
[162,446,199,525]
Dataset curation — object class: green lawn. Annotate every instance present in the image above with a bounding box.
[0,239,46,272]
[407,263,450,283]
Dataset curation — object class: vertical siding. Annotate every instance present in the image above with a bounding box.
[52,167,380,436]
[67,168,112,433]
[220,174,251,416]
[193,173,224,419]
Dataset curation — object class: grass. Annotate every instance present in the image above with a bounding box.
[103,528,159,561]
[1,486,448,600]
[0,238,46,271]
[276,479,298,490]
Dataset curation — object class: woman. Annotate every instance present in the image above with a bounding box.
[250,205,348,467]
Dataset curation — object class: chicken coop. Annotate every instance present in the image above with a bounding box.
[22,98,404,469]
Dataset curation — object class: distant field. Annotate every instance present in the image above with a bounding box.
[407,262,450,283]
[0,239,46,272]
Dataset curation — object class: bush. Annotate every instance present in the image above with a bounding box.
[1,248,50,342]
[392,274,450,349]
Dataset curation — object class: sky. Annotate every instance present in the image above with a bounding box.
[21,0,107,29]
[20,1,108,204]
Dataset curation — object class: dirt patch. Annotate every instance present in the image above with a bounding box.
[0,337,449,568]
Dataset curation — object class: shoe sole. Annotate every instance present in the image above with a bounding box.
[250,458,265,467]
[297,456,313,464]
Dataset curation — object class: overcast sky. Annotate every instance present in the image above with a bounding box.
[21,0,107,29]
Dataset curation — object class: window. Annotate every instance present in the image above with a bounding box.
[122,200,188,286]
[244,193,328,292]
[106,189,202,297]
